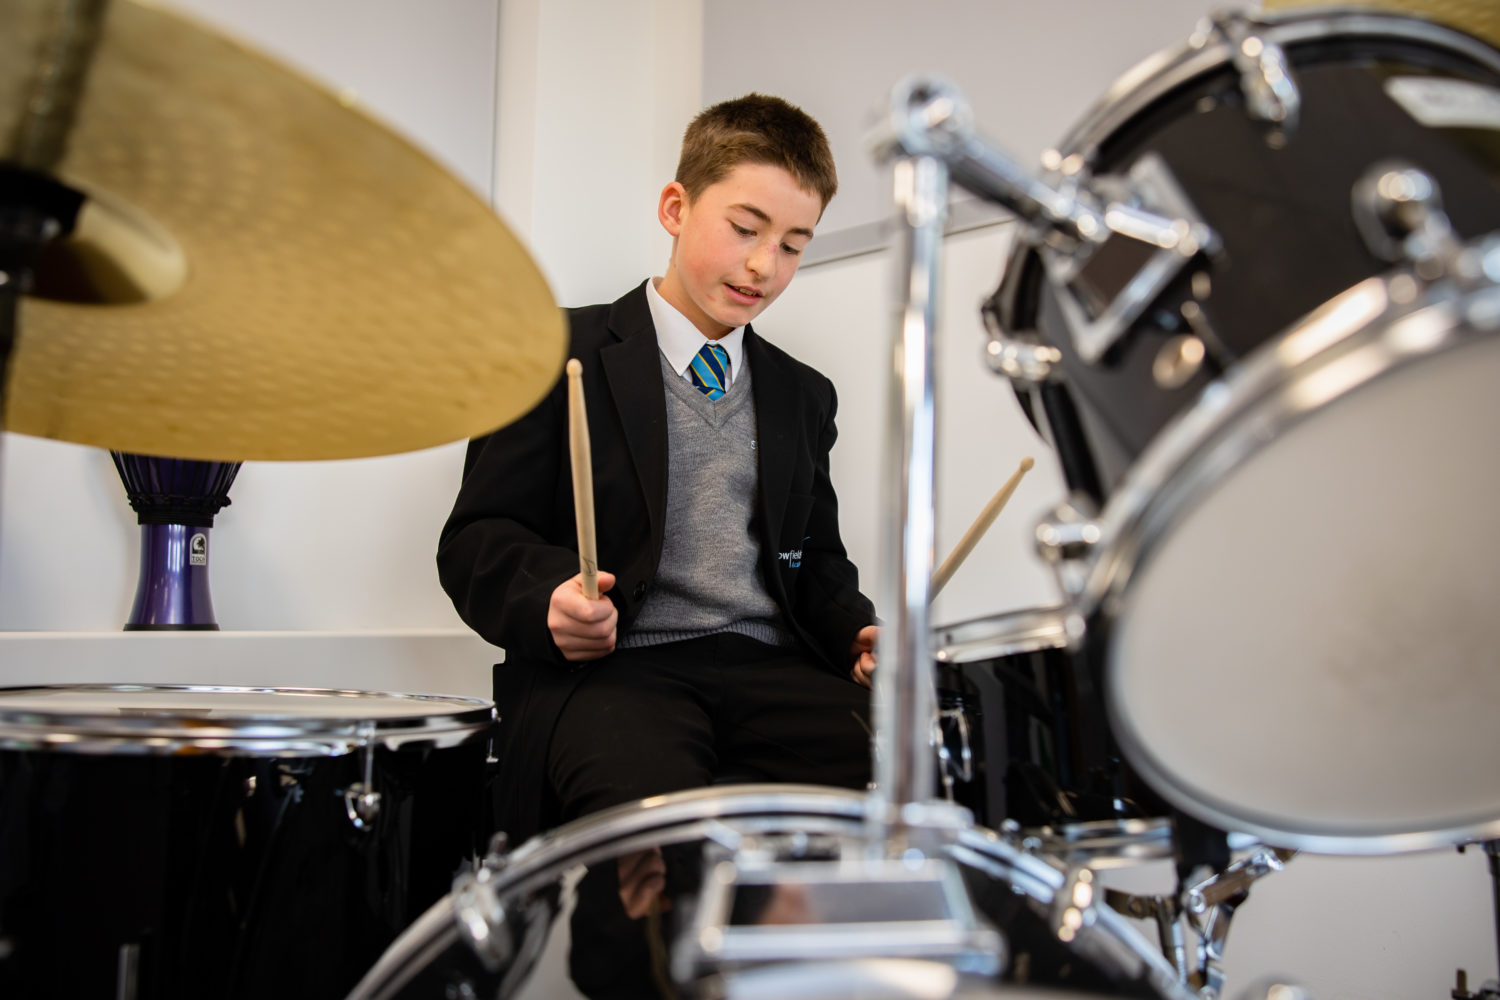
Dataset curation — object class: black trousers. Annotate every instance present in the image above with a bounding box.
[546,631,873,824]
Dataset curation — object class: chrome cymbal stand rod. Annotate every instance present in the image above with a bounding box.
[866,91,951,850]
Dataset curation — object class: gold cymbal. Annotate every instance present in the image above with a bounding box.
[1,0,565,461]
[1261,0,1500,49]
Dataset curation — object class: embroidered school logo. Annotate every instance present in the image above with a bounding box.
[778,537,809,569]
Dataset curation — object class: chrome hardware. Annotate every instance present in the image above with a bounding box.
[483,831,510,870]
[935,705,975,792]
[342,723,382,831]
[116,942,140,1000]
[1154,333,1207,389]
[1183,846,1295,916]
[872,75,1108,248]
[1044,153,1220,365]
[1352,161,1465,278]
[451,870,512,972]
[1052,867,1098,945]
[343,785,380,829]
[1034,495,1103,601]
[982,305,1063,383]
[1213,13,1301,131]
[1181,847,1296,998]
[876,76,1219,367]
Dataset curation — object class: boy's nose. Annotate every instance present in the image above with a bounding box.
[747,241,778,279]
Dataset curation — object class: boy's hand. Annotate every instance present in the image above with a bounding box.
[548,571,618,662]
[849,625,878,688]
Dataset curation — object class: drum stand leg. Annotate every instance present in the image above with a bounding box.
[1451,841,1500,1000]
[1106,844,1294,997]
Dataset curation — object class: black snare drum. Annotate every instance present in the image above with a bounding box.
[987,10,1500,852]
[0,685,495,1000]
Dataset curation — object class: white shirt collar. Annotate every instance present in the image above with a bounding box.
[646,277,746,386]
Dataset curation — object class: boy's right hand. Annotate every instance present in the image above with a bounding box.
[547,571,618,662]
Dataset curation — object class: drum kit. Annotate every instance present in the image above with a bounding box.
[0,1,1498,999]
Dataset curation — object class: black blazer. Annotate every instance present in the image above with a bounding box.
[438,280,875,838]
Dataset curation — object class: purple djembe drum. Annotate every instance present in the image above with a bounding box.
[110,453,242,630]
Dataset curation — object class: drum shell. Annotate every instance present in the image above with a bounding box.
[1000,16,1500,496]
[934,610,1163,829]
[0,697,494,1000]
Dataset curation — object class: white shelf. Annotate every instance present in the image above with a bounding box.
[0,630,501,701]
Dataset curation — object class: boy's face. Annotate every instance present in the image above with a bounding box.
[656,162,823,339]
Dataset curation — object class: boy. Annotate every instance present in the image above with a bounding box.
[439,94,878,846]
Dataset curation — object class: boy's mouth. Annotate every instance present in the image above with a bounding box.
[725,283,762,301]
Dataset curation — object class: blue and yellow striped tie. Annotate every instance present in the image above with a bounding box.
[689,343,730,400]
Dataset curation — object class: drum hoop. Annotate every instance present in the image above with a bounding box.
[350,787,1197,1000]
[0,683,495,755]
[1056,8,1500,164]
[1084,243,1500,852]
[496,786,1068,901]
[1105,717,1500,854]
[932,606,1069,664]
[498,786,867,884]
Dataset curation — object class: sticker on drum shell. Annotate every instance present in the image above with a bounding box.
[1386,76,1500,130]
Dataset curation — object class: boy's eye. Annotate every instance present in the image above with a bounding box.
[731,223,754,237]
[781,243,803,256]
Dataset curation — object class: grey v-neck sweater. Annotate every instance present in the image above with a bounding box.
[617,353,796,650]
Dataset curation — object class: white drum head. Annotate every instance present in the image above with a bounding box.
[1107,331,1500,852]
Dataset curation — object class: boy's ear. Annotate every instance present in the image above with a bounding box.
[658,181,688,237]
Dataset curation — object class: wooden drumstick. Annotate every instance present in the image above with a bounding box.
[566,359,600,600]
[931,456,1035,597]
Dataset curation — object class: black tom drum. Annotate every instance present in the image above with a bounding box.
[993,8,1500,497]
[0,684,495,1000]
[934,607,1170,862]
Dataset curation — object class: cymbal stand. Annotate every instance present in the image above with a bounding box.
[1,0,110,426]
[0,169,84,422]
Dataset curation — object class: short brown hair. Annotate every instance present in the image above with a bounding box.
[676,94,837,209]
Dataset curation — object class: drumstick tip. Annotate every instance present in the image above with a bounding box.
[566,358,582,378]
[1020,456,1035,471]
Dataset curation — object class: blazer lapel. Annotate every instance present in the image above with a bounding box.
[747,328,797,559]
[601,285,668,554]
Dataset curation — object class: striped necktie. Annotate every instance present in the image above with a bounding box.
[689,342,730,400]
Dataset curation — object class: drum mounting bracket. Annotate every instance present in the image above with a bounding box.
[1041,153,1221,366]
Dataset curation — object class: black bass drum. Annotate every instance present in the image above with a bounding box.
[0,684,495,1000]
[989,9,1500,852]
[345,786,1192,1000]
